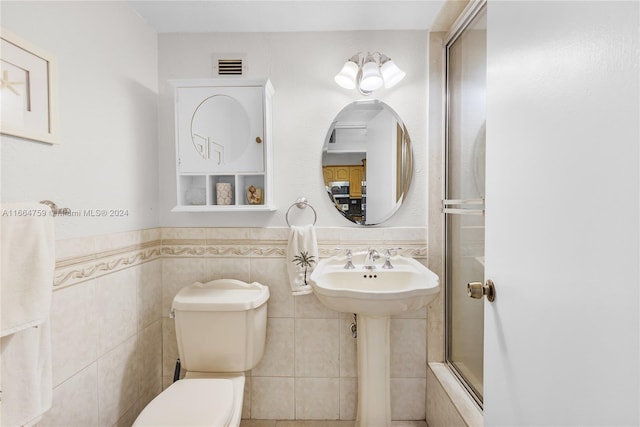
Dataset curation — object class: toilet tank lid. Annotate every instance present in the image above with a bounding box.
[172,279,270,311]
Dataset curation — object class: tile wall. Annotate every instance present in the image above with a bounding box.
[40,226,430,425]
[41,229,163,427]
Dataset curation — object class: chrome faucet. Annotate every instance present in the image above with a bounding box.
[382,249,394,269]
[381,247,402,269]
[364,248,380,270]
[336,248,356,269]
[343,249,355,270]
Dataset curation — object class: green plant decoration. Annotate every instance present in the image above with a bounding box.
[292,250,317,286]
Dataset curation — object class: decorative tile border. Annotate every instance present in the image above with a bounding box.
[53,227,428,289]
[54,241,162,289]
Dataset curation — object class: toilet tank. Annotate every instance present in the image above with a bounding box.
[172,279,269,373]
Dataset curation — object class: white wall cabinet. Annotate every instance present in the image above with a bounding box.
[171,78,275,211]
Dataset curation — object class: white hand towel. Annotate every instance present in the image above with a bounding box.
[1,322,52,426]
[0,202,55,426]
[287,224,318,295]
[1,203,55,336]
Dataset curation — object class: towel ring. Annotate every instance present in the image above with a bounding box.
[286,197,317,227]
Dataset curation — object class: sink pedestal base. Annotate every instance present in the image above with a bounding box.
[356,315,391,427]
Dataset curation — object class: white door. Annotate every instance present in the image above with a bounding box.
[484,1,639,425]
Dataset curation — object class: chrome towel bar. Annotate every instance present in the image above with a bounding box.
[40,200,71,216]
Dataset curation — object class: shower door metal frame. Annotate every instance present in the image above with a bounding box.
[442,0,487,409]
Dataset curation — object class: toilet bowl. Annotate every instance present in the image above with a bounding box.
[133,279,269,427]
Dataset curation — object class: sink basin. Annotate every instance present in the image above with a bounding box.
[309,253,440,427]
[309,253,440,316]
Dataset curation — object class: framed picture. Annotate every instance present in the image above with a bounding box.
[1,29,58,144]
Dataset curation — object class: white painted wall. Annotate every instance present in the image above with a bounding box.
[157,31,428,227]
[0,7,427,234]
[485,1,639,425]
[366,108,397,224]
[0,1,159,240]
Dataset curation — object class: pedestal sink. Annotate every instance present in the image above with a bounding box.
[309,253,440,427]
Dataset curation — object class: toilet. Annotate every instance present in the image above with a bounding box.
[133,279,269,427]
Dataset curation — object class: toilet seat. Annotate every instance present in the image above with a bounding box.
[133,379,234,426]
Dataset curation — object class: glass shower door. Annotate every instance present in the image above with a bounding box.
[444,3,486,405]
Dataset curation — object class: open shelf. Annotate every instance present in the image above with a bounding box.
[173,173,275,212]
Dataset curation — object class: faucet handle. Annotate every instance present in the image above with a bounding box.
[382,248,402,269]
[336,248,356,269]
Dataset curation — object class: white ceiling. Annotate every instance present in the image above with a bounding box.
[127,1,447,33]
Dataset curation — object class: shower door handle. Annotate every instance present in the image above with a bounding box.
[467,280,495,302]
[442,198,485,215]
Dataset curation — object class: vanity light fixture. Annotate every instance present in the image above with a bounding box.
[334,52,406,95]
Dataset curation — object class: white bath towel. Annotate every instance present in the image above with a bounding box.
[1,203,55,336]
[0,202,55,426]
[287,224,318,295]
[1,322,52,426]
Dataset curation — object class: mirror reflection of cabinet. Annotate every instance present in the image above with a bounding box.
[171,79,274,211]
[322,163,365,198]
[349,166,364,198]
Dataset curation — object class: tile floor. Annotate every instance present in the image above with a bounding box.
[240,421,428,427]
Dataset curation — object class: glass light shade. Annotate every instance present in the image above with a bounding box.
[380,59,406,88]
[359,60,384,92]
[334,60,359,89]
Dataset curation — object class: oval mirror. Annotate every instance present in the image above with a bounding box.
[191,95,250,164]
[322,100,413,225]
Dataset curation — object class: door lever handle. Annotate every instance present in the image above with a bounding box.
[467,280,496,302]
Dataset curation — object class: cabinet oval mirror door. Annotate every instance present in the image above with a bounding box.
[322,100,413,225]
[191,94,250,164]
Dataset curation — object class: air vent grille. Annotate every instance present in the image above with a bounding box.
[212,53,247,77]
[217,59,243,75]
